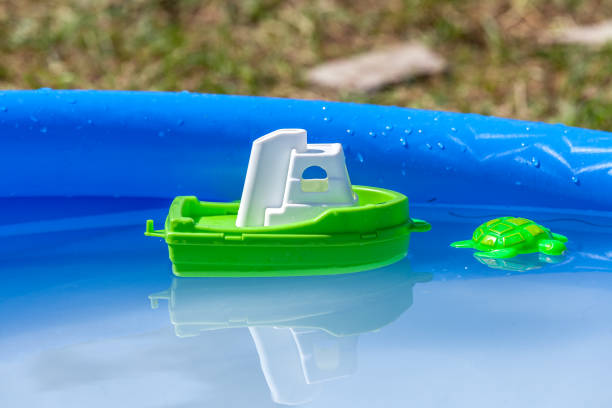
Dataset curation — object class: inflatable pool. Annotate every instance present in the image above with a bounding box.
[2,89,611,209]
[1,89,611,407]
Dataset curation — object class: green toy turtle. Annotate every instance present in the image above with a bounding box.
[451,217,568,259]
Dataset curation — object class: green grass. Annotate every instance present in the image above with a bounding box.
[1,0,612,130]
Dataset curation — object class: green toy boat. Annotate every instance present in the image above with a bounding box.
[146,185,429,276]
[146,129,430,277]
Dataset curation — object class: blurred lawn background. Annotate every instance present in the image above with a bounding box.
[1,0,612,130]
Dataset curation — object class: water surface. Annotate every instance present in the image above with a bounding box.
[1,199,611,407]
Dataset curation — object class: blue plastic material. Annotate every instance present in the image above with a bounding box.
[1,89,611,211]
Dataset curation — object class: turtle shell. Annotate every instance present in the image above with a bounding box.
[472,217,550,250]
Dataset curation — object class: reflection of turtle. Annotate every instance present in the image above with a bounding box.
[476,253,565,272]
[451,217,568,259]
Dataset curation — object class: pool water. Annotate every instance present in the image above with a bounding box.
[1,198,611,407]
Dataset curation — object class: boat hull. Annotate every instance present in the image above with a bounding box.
[167,230,412,277]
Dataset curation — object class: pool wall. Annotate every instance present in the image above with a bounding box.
[1,90,611,211]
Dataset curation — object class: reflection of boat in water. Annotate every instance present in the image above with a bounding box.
[149,262,431,337]
[150,260,431,405]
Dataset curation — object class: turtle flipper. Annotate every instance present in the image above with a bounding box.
[451,240,475,249]
[411,218,432,232]
[475,248,517,259]
[538,239,566,256]
[551,232,568,243]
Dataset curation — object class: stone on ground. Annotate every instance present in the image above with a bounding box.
[306,42,446,92]
[544,20,612,46]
